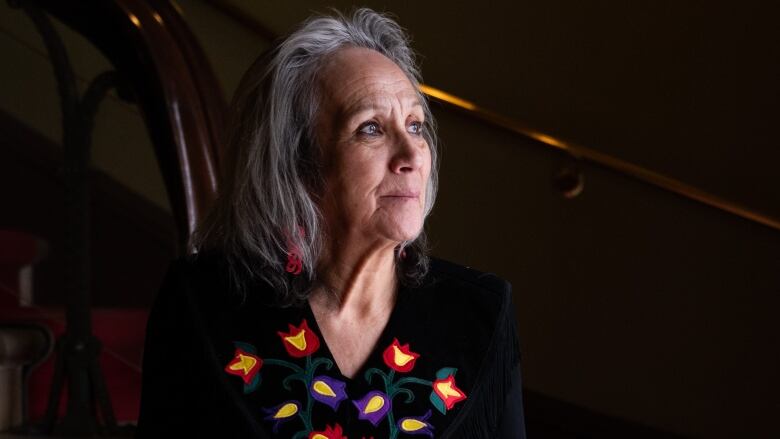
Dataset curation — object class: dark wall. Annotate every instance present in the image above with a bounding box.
[375,0,780,220]
[426,103,780,438]
[0,111,176,308]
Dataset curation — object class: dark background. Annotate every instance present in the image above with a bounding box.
[1,1,778,437]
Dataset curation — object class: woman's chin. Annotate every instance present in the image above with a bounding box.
[377,219,424,244]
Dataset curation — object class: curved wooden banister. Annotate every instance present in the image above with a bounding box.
[30,0,227,253]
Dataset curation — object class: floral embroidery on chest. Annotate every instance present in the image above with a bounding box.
[223,319,467,438]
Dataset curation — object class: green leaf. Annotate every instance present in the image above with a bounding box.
[430,391,447,415]
[435,367,457,380]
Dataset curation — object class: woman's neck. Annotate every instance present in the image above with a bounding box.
[313,239,398,318]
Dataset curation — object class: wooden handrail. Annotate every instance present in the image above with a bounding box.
[30,0,227,253]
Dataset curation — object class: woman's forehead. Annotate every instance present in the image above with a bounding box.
[341,91,422,117]
[319,48,420,115]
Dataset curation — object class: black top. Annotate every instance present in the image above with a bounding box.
[136,254,526,438]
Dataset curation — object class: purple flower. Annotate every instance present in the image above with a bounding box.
[310,375,348,411]
[398,409,434,437]
[352,390,391,426]
[262,400,300,433]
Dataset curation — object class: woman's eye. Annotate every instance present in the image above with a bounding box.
[408,121,424,135]
[358,122,380,136]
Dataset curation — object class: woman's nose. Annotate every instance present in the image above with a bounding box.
[389,131,425,174]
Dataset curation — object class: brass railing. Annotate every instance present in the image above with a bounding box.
[420,85,780,231]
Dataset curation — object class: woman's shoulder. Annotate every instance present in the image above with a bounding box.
[409,258,520,438]
[421,257,513,320]
[158,251,228,296]
[157,250,224,285]
[403,257,517,361]
[156,250,276,314]
[170,249,229,278]
[428,257,511,293]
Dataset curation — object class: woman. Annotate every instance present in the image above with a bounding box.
[137,8,525,439]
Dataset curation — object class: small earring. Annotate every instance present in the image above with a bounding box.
[284,226,305,275]
[286,250,303,275]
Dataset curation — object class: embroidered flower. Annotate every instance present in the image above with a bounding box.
[262,400,300,433]
[398,409,434,437]
[382,338,420,373]
[278,319,320,358]
[353,390,391,426]
[429,367,467,414]
[224,342,263,393]
[310,375,348,411]
[309,423,347,439]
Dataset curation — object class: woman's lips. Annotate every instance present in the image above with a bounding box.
[380,191,419,199]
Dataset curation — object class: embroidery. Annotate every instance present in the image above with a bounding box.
[353,390,391,426]
[310,375,348,410]
[224,321,467,438]
[430,370,466,414]
[278,320,320,357]
[263,400,301,433]
[224,342,263,394]
[398,409,434,437]
[309,423,347,439]
[363,339,467,439]
[226,319,335,438]
[382,338,420,372]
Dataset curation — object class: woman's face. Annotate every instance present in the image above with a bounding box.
[316,47,431,249]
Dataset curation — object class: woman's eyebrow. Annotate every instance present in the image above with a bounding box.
[342,97,422,121]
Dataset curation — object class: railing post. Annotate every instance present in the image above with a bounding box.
[9,1,126,435]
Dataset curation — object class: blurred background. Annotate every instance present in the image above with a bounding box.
[0,0,778,437]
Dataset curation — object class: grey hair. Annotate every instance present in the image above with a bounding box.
[191,8,439,306]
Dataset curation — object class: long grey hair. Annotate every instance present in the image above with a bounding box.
[191,8,439,306]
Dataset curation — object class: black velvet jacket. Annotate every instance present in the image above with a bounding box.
[136,254,526,438]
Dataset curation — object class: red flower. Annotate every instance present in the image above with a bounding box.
[309,423,346,439]
[224,348,262,384]
[278,319,320,358]
[382,338,420,373]
[432,375,466,410]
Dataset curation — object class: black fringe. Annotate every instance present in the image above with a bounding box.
[441,288,522,438]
